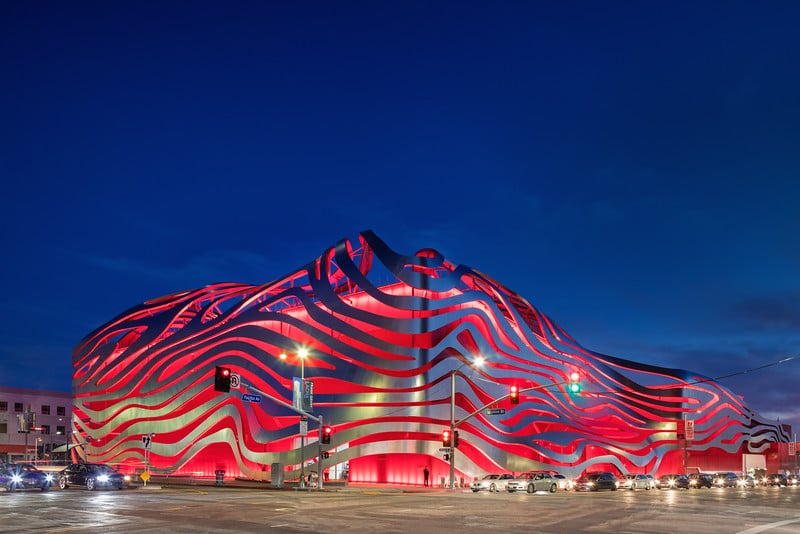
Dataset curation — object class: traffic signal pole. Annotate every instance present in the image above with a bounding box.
[449,372,456,489]
[447,377,575,489]
[234,380,324,489]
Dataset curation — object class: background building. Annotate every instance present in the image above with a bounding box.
[0,386,72,464]
[70,231,792,483]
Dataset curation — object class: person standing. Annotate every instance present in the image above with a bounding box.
[423,466,429,487]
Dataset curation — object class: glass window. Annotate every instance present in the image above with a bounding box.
[0,422,7,433]
[0,401,7,412]
[41,404,51,415]
[57,406,66,416]
[56,425,66,435]
[14,402,23,412]
[41,424,51,434]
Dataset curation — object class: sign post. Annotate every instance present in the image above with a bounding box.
[142,433,153,487]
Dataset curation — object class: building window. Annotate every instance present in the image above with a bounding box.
[56,425,66,436]
[57,406,66,416]
[0,422,7,434]
[14,402,23,412]
[0,401,7,412]
[41,405,51,415]
[41,424,50,434]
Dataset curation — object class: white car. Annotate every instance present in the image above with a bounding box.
[471,473,515,493]
[553,473,573,491]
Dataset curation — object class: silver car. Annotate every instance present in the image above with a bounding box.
[507,471,559,494]
[619,474,650,490]
[471,473,515,493]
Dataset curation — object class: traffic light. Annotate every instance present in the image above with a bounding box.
[322,451,330,459]
[214,366,231,392]
[442,429,452,447]
[322,426,332,444]
[510,385,519,404]
[453,430,460,448]
[443,454,450,461]
[569,371,581,394]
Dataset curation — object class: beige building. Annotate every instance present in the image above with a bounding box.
[0,386,72,463]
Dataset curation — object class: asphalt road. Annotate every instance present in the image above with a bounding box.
[2,484,800,533]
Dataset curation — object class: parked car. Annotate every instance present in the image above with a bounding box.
[659,474,690,490]
[789,473,799,486]
[645,474,658,489]
[0,463,53,492]
[506,471,559,493]
[471,473,515,493]
[737,475,757,488]
[58,463,130,491]
[688,473,714,489]
[765,473,788,487]
[713,472,739,488]
[573,472,618,492]
[552,473,573,491]
[619,474,650,490]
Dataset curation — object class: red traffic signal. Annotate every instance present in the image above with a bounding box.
[442,429,452,447]
[322,426,332,444]
[214,366,232,392]
[510,385,519,404]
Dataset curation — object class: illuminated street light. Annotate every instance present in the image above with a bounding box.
[279,347,310,488]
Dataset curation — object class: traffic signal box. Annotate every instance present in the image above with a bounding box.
[214,366,231,392]
[569,371,581,394]
[442,429,452,447]
[322,426,332,444]
[510,385,519,404]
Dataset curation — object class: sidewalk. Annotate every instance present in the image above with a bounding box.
[137,475,466,494]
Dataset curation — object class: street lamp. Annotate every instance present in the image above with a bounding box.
[449,356,484,489]
[280,347,309,488]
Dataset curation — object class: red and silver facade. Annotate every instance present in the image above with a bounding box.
[71,231,792,483]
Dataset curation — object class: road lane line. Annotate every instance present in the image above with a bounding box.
[736,517,800,534]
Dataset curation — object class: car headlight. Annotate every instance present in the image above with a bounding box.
[586,482,594,487]
[689,480,697,485]
[124,475,131,482]
[45,474,54,482]
[97,475,109,483]
[11,475,22,483]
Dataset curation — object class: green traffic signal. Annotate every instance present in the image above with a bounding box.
[569,371,581,394]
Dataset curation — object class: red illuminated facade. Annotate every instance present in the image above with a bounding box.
[71,231,792,483]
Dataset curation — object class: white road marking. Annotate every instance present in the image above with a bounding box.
[736,517,800,534]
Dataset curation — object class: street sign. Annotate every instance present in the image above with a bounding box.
[241,393,262,403]
[300,417,308,436]
[486,408,506,415]
[141,434,152,450]
[140,471,150,482]
[439,447,452,452]
[686,419,695,441]
[230,373,241,389]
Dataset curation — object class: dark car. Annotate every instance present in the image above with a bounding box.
[713,472,739,488]
[659,474,690,489]
[573,472,618,492]
[58,463,130,491]
[688,473,714,489]
[0,463,54,492]
[765,473,788,487]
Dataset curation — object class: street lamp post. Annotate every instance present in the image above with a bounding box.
[281,348,308,488]
[449,356,484,489]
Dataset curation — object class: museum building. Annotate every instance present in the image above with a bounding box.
[70,231,794,484]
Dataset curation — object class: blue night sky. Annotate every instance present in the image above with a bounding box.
[2,2,799,430]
